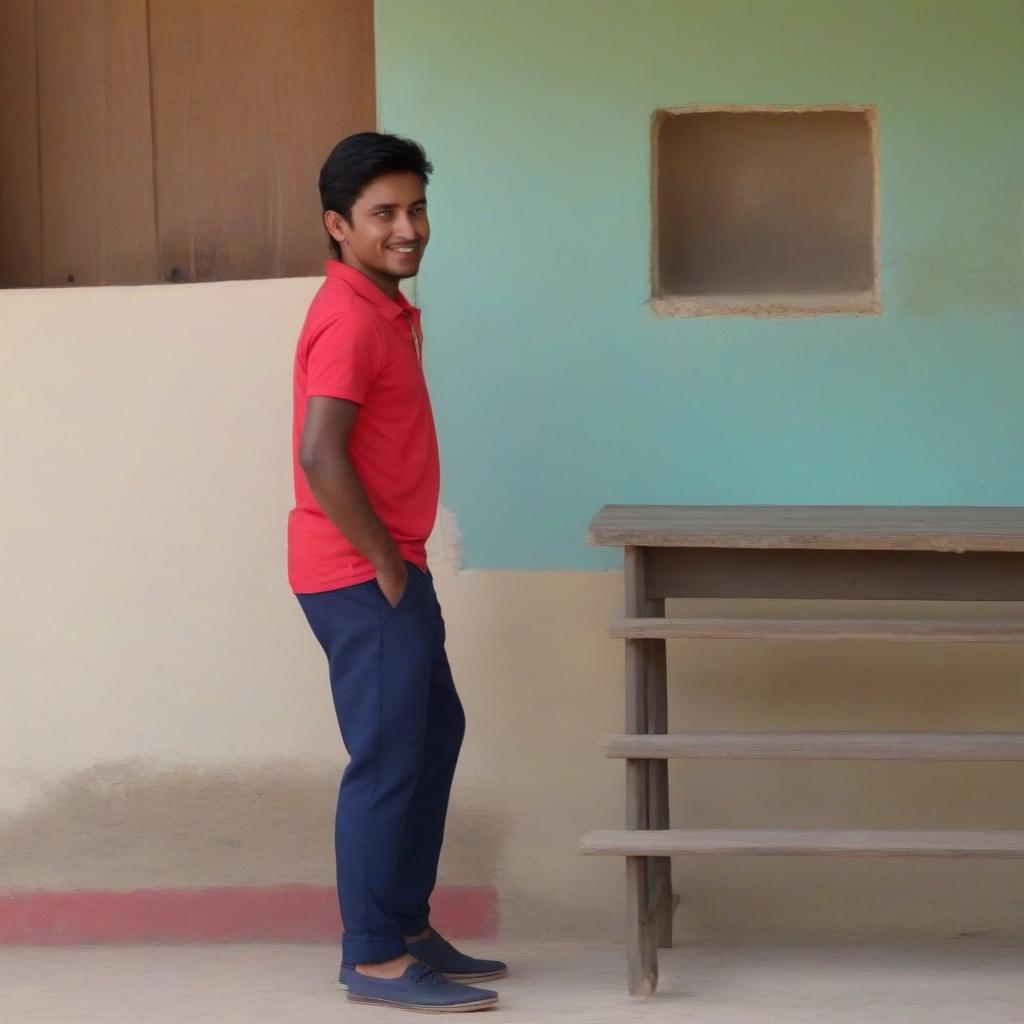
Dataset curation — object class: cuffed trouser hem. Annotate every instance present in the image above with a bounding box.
[342,932,409,966]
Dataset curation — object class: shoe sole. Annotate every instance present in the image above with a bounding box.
[338,968,508,989]
[441,968,508,983]
[346,993,498,1013]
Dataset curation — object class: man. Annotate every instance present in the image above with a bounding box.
[288,133,506,1013]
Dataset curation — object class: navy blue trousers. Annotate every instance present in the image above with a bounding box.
[297,563,465,966]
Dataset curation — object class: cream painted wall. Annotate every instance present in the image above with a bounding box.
[3,280,1024,939]
[2,278,330,803]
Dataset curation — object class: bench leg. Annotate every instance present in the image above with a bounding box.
[626,852,658,996]
[624,548,658,995]
[644,608,673,948]
[625,659,658,995]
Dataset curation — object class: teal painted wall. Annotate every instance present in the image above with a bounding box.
[375,0,1023,570]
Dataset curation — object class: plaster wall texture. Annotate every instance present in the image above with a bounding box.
[3,0,1024,943]
[375,0,1024,571]
[0,278,619,938]
[2,277,1023,938]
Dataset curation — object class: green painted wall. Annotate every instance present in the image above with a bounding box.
[376,0,1023,570]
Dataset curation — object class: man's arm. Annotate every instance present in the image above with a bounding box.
[299,395,408,606]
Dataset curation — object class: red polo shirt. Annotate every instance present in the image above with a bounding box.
[288,261,440,593]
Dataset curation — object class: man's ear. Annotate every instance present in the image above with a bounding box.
[324,210,347,246]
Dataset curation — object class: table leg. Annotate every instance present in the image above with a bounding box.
[645,597,673,948]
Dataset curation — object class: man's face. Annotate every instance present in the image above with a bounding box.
[329,171,429,289]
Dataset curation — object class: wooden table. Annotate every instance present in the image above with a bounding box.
[580,505,1024,996]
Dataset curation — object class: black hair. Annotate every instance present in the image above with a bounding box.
[319,132,433,259]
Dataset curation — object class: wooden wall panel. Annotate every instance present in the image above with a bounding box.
[148,0,275,283]
[149,0,375,283]
[3,0,373,288]
[267,0,377,277]
[36,0,157,286]
[0,0,43,287]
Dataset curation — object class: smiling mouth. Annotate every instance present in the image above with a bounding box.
[388,245,419,254]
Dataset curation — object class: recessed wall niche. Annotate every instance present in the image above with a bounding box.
[652,105,880,317]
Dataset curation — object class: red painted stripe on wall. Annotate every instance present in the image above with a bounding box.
[0,884,498,945]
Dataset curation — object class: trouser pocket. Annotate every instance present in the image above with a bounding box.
[369,561,421,612]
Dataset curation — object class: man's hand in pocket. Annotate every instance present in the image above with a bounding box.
[376,559,409,608]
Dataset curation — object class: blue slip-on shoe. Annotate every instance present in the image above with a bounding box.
[405,928,508,983]
[341,962,498,1013]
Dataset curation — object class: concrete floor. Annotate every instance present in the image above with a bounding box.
[5,937,1023,1024]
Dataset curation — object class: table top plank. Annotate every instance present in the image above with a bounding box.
[588,505,1024,552]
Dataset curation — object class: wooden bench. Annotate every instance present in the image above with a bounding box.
[580,505,1024,996]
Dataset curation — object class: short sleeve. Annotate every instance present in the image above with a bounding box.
[306,314,386,404]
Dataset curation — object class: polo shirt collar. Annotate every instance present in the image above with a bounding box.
[325,260,415,321]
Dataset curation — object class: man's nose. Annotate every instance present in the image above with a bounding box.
[393,212,418,238]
